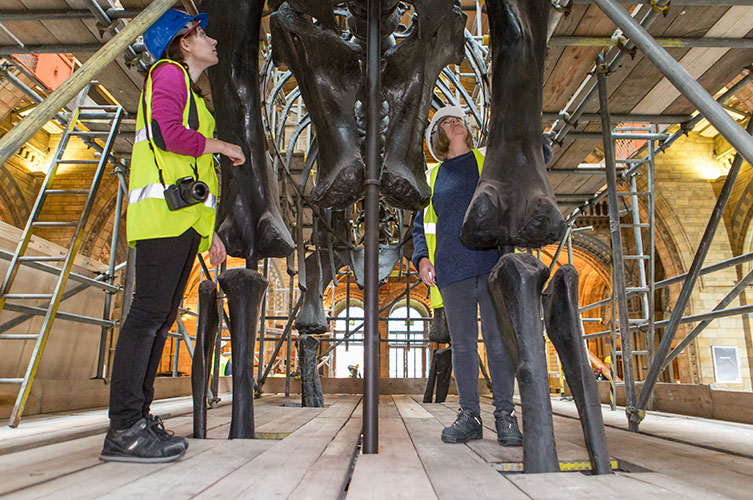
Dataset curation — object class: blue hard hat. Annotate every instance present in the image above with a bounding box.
[143,9,209,60]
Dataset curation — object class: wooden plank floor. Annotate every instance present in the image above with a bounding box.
[1,393,751,499]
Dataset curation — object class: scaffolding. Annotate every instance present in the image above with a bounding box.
[1,0,753,444]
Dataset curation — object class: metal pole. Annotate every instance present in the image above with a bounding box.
[596,54,638,430]
[363,0,382,454]
[551,1,670,145]
[258,296,303,387]
[662,265,753,370]
[647,133,656,409]
[572,0,753,5]
[285,275,293,397]
[542,112,690,124]
[580,250,753,312]
[593,0,753,168]
[609,294,617,411]
[658,69,753,154]
[0,9,139,21]
[550,36,753,50]
[95,165,125,378]
[549,225,573,272]
[636,119,753,414]
[0,0,175,166]
[256,259,270,390]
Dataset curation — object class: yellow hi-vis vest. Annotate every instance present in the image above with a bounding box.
[127,59,218,253]
[423,149,485,309]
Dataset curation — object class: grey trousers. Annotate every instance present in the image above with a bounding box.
[439,273,515,416]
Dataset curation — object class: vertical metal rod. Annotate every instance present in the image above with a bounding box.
[256,259,270,389]
[596,55,638,430]
[210,261,224,401]
[593,0,753,167]
[285,274,293,397]
[647,134,656,410]
[363,0,382,454]
[637,118,753,414]
[609,294,617,411]
[629,174,649,382]
[172,332,180,377]
[345,272,351,349]
[95,165,124,378]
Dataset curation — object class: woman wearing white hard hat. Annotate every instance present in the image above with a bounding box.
[102,9,244,464]
[412,106,522,446]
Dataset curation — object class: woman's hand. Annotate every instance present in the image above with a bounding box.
[209,232,227,267]
[204,138,245,166]
[221,142,245,166]
[418,258,436,287]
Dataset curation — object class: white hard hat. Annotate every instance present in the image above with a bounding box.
[425,105,468,162]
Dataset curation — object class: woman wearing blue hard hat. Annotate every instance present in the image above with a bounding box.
[102,9,244,464]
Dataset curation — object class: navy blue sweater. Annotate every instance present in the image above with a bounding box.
[412,151,501,289]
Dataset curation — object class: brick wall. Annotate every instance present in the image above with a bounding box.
[651,133,751,390]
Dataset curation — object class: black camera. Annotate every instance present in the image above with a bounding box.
[164,176,209,211]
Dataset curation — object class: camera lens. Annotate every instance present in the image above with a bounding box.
[190,181,209,202]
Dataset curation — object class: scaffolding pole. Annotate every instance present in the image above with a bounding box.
[596,54,639,430]
[0,0,175,167]
[593,0,753,168]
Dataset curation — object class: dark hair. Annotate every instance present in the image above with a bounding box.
[431,118,474,161]
[164,30,205,97]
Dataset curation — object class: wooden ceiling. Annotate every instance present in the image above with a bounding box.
[0,1,751,210]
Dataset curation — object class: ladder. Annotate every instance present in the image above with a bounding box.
[608,124,656,406]
[0,84,125,427]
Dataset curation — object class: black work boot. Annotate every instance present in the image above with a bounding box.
[495,410,523,446]
[100,418,186,463]
[441,409,483,443]
[146,414,189,450]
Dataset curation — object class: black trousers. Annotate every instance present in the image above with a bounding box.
[109,228,200,430]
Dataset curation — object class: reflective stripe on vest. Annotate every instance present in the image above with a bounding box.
[128,183,217,209]
[422,149,485,309]
[127,59,218,253]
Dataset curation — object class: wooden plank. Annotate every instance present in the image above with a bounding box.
[621,472,730,499]
[393,395,527,500]
[632,6,753,115]
[377,394,401,419]
[193,397,359,499]
[543,5,618,112]
[98,440,277,500]
[508,471,678,499]
[663,42,753,115]
[393,395,433,419]
[551,414,753,498]
[403,416,528,500]
[347,417,437,500]
[0,396,283,495]
[287,412,362,500]
[548,398,753,461]
[5,439,224,499]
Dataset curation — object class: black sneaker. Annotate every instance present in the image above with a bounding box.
[146,414,189,450]
[441,409,483,443]
[495,410,523,446]
[100,418,186,463]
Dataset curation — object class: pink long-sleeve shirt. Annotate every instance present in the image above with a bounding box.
[149,63,207,158]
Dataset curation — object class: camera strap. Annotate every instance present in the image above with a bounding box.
[140,64,201,188]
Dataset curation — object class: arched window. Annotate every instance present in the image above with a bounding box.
[333,305,364,378]
[388,302,429,378]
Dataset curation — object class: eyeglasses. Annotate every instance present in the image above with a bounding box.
[178,20,201,41]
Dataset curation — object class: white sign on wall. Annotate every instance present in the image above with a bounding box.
[712,346,742,384]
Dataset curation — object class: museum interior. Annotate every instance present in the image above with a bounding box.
[1,0,753,498]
